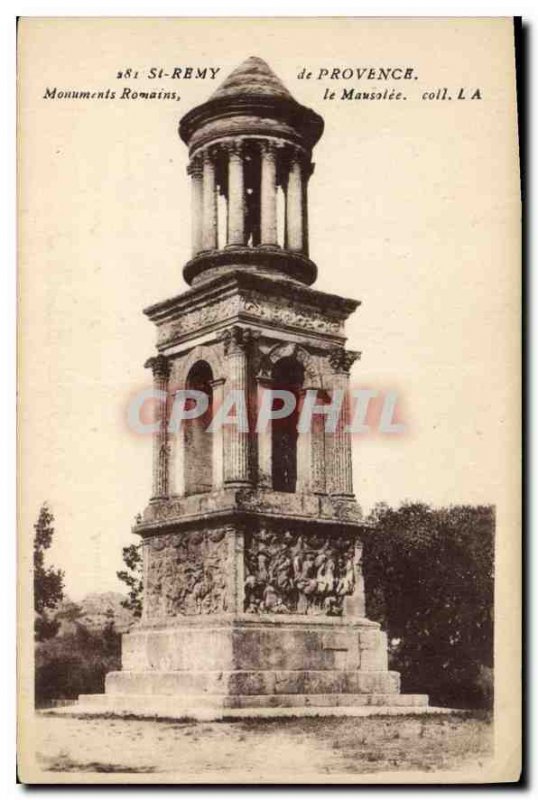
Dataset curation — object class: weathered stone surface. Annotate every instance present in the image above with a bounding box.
[140,521,366,624]
[243,528,360,615]
[358,629,390,671]
[120,619,388,674]
[101,612,405,715]
[137,489,362,531]
[105,669,401,697]
[144,528,233,619]
[144,272,357,350]
[76,692,430,719]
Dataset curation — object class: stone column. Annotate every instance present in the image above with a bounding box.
[285,151,304,252]
[260,141,278,246]
[145,354,171,499]
[226,142,245,246]
[327,349,360,496]
[256,377,273,488]
[202,149,218,251]
[294,387,327,494]
[295,388,311,493]
[174,395,185,496]
[222,326,251,486]
[302,161,313,256]
[310,389,327,494]
[210,378,225,489]
[187,155,203,256]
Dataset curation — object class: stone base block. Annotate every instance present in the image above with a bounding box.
[105,669,401,697]
[121,616,390,674]
[75,691,430,720]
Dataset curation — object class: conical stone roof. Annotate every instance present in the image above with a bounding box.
[179,55,324,155]
[210,56,294,101]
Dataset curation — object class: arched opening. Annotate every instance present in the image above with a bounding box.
[271,356,304,493]
[184,360,214,495]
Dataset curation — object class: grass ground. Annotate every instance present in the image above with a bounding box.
[28,710,493,782]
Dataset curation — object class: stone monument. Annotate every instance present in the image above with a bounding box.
[81,57,429,717]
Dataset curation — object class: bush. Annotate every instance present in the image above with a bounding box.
[363,503,494,709]
[35,622,121,706]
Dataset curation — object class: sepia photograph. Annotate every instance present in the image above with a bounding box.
[17,16,521,784]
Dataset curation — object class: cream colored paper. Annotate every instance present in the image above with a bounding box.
[18,17,521,783]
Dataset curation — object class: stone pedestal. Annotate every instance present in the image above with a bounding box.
[80,616,428,717]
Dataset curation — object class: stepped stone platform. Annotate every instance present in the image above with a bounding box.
[61,615,440,720]
[71,692,434,721]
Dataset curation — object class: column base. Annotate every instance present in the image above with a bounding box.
[183,246,317,286]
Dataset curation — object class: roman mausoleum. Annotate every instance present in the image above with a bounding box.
[81,57,428,716]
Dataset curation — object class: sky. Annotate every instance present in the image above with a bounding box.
[18,18,520,599]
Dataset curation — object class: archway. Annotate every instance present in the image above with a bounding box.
[184,360,214,495]
[271,356,305,493]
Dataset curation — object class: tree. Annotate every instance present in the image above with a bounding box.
[117,544,143,618]
[102,607,121,656]
[35,621,121,705]
[363,502,494,709]
[33,503,64,641]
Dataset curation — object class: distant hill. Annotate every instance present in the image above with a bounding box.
[55,592,135,635]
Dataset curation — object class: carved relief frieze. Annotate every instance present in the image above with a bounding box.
[244,527,361,617]
[157,294,243,346]
[241,294,343,337]
[156,291,345,347]
[145,529,230,618]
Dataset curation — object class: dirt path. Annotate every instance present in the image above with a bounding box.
[27,712,492,782]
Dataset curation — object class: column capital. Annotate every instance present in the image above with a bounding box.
[221,325,254,356]
[328,348,361,374]
[260,139,278,158]
[186,154,203,178]
[226,139,245,159]
[210,141,231,160]
[284,143,310,167]
[200,146,217,164]
[144,354,171,379]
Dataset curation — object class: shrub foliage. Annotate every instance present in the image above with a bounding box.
[35,612,121,706]
[117,544,143,618]
[33,503,64,641]
[363,502,494,709]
